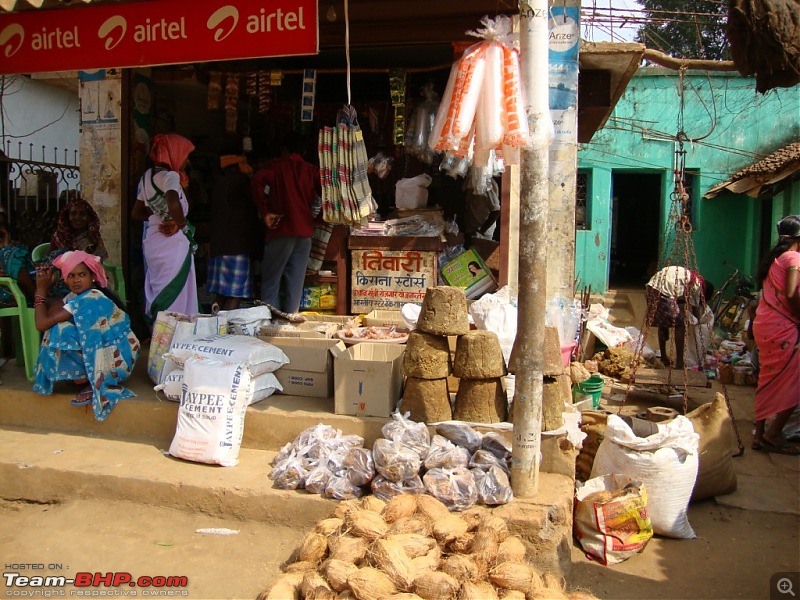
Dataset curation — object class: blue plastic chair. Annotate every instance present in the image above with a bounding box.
[0,277,39,381]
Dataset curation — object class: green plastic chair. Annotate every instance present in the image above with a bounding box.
[0,277,40,381]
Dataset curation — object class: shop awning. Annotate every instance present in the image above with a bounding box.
[704,140,800,198]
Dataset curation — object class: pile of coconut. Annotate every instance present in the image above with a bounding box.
[258,493,596,600]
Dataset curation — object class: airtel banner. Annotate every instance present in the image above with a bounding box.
[0,0,319,75]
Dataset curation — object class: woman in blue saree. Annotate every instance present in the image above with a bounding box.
[33,250,140,421]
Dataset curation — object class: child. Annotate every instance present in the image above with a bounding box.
[32,250,140,421]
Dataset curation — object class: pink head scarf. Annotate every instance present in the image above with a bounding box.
[52,250,107,289]
[150,133,195,188]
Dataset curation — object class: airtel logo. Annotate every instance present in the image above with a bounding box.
[207,6,238,42]
[98,16,127,51]
[0,24,24,58]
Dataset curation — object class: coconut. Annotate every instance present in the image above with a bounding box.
[360,496,387,514]
[333,499,361,519]
[415,494,451,521]
[387,533,437,558]
[447,532,474,554]
[283,560,316,573]
[410,551,441,577]
[321,559,359,593]
[337,592,357,600]
[298,531,329,564]
[413,571,460,600]
[369,538,417,590]
[432,514,469,543]
[489,562,534,592]
[440,554,480,582]
[528,573,568,600]
[390,595,425,600]
[345,509,389,540]
[470,526,500,567]
[460,581,500,600]
[300,572,333,598]
[479,515,509,542]
[500,591,526,600]
[257,572,303,600]
[461,510,483,531]
[383,493,419,523]
[390,515,433,537]
[329,535,369,564]
[306,587,337,600]
[497,536,527,564]
[347,567,397,600]
[316,517,344,536]
[566,591,600,600]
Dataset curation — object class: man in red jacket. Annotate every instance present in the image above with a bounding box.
[251,132,321,313]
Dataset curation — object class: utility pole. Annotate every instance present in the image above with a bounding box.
[512,0,550,497]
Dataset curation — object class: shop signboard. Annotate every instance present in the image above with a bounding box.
[350,249,436,314]
[0,0,318,76]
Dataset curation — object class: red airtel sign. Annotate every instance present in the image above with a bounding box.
[0,0,319,75]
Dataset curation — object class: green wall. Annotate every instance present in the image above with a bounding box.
[577,68,800,293]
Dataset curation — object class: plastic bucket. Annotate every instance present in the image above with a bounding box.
[574,375,604,409]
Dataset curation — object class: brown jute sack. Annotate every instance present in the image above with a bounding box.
[687,393,737,500]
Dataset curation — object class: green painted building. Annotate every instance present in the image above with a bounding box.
[576,67,800,295]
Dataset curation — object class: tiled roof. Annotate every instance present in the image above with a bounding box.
[704,140,800,198]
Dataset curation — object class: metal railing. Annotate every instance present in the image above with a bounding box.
[0,140,80,248]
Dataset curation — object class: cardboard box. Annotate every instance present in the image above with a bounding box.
[303,313,362,327]
[363,310,407,329]
[440,248,498,299]
[260,337,346,397]
[258,321,339,339]
[334,343,405,418]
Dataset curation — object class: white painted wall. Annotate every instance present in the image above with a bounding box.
[1,75,80,167]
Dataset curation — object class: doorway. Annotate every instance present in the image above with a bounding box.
[610,173,661,288]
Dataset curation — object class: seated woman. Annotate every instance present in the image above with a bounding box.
[32,250,140,421]
[0,224,35,305]
[49,194,109,260]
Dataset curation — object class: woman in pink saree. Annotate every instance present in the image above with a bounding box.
[133,133,199,322]
[752,215,800,455]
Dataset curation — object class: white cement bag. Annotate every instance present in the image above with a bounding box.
[168,356,250,467]
[167,333,288,376]
[155,367,282,405]
[149,312,228,384]
[217,306,273,336]
[591,414,699,538]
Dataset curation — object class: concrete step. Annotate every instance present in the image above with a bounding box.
[0,426,575,575]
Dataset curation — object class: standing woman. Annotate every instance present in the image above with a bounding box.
[132,133,199,322]
[752,215,800,455]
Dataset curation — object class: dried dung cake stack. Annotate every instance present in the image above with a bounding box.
[453,331,508,423]
[401,331,453,423]
[400,287,469,423]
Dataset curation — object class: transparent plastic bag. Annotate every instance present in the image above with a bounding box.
[325,475,364,501]
[481,432,512,460]
[370,474,425,502]
[373,438,422,482]
[305,464,334,495]
[469,449,510,475]
[382,412,431,459]
[435,423,483,454]
[422,467,478,512]
[424,435,471,470]
[473,465,514,506]
[344,447,376,486]
[269,455,309,490]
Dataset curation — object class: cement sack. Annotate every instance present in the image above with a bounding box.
[167,333,288,376]
[155,367,282,405]
[148,311,228,384]
[591,414,699,538]
[168,356,251,467]
[574,473,653,565]
[216,305,273,336]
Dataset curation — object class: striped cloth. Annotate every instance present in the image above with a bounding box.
[206,254,252,299]
[307,223,334,272]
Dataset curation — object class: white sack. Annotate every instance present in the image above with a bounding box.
[167,333,288,376]
[395,174,432,209]
[155,367,282,405]
[468,285,518,364]
[591,414,699,539]
[169,356,251,467]
[216,305,273,336]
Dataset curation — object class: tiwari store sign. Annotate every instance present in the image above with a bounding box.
[0,0,319,75]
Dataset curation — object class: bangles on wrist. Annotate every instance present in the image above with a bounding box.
[34,294,46,307]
